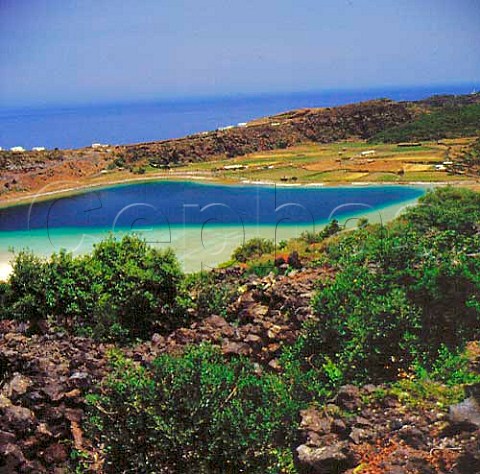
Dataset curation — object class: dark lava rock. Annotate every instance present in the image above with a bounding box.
[455,437,480,473]
[349,427,370,444]
[3,405,36,432]
[1,373,32,400]
[331,418,348,436]
[397,425,427,449]
[300,408,332,436]
[336,385,361,411]
[42,443,68,465]
[0,442,26,471]
[0,430,15,446]
[449,397,480,430]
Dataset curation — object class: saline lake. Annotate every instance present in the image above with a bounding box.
[0,181,425,274]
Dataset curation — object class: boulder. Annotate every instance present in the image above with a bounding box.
[296,442,358,473]
[449,397,480,430]
[2,373,32,399]
[0,442,26,470]
[336,385,361,411]
[42,443,68,465]
[4,405,36,431]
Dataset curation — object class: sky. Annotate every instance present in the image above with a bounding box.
[0,0,479,107]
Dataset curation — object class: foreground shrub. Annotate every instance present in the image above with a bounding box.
[5,235,186,339]
[87,345,302,474]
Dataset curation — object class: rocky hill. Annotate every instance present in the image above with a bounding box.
[122,99,415,166]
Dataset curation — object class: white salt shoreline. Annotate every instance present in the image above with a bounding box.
[0,263,12,281]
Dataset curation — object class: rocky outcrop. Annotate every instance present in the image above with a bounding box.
[294,384,480,474]
[0,331,110,472]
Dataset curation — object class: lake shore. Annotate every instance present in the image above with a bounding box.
[0,184,424,280]
[0,169,466,211]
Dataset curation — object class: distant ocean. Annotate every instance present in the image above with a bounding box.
[0,84,477,150]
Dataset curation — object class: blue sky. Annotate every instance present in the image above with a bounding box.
[0,0,479,106]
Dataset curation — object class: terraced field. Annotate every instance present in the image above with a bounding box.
[175,137,477,184]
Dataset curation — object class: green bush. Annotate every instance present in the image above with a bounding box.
[186,271,237,319]
[232,237,275,262]
[5,235,186,339]
[306,267,422,383]
[0,281,10,319]
[294,187,480,385]
[87,345,302,474]
[402,186,480,235]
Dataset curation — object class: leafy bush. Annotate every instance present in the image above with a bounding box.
[87,345,302,474]
[294,187,480,385]
[402,186,480,235]
[306,268,422,383]
[232,237,275,262]
[5,235,186,339]
[0,282,10,319]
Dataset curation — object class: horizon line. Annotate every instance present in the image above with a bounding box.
[1,80,478,112]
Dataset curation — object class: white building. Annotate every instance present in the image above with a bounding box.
[237,122,248,127]
[360,150,376,156]
[10,146,25,152]
[32,147,46,152]
[91,143,109,149]
[223,164,248,170]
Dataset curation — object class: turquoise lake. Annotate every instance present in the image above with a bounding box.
[0,181,426,274]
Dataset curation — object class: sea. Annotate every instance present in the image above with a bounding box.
[0,83,477,150]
